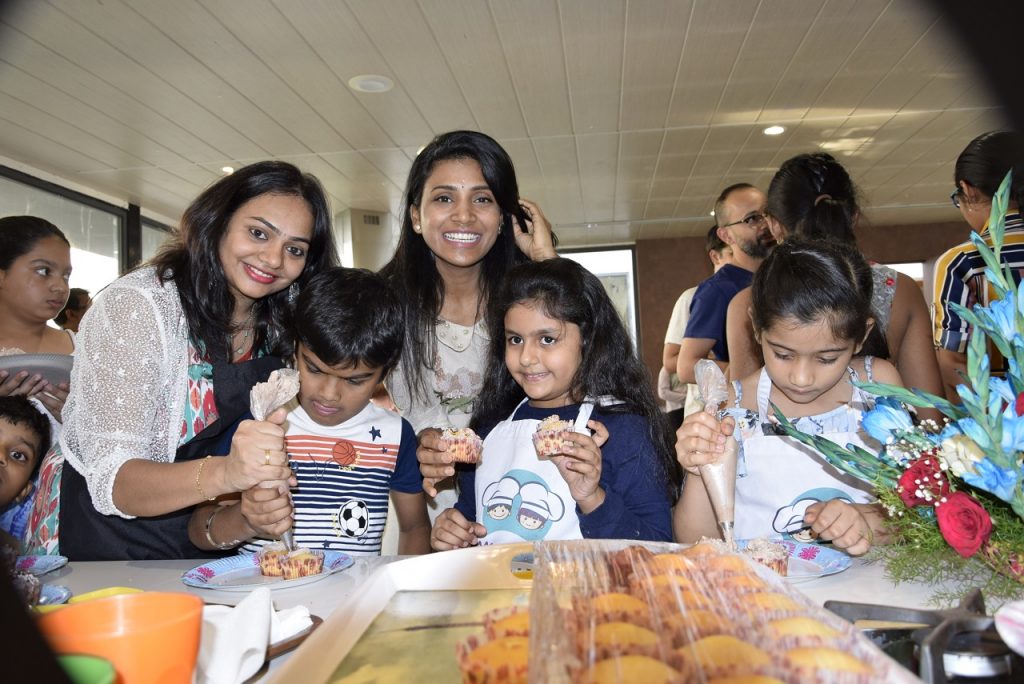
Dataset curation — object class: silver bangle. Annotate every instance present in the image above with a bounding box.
[204,506,244,550]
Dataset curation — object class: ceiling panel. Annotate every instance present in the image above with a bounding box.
[0,0,1003,243]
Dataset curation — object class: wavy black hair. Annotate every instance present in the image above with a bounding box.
[0,216,69,270]
[378,130,540,400]
[292,267,404,375]
[955,130,1024,208]
[766,152,860,245]
[752,238,888,358]
[149,161,338,360]
[470,257,682,500]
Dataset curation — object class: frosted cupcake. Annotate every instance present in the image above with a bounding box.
[743,539,788,577]
[440,427,483,464]
[279,548,325,579]
[257,542,288,577]
[532,415,575,459]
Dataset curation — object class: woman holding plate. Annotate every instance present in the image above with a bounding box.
[26,161,338,560]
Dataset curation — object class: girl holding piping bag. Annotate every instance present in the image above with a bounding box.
[675,238,901,555]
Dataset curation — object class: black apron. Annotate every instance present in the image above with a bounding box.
[59,353,284,561]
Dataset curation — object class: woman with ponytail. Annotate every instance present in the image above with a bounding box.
[725,152,943,421]
[935,131,1024,400]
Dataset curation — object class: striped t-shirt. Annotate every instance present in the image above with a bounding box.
[241,400,420,556]
[932,212,1024,372]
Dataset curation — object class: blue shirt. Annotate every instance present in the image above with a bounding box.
[455,402,672,541]
[683,263,754,361]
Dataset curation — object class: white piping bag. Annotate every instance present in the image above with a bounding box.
[250,369,300,550]
[694,359,738,547]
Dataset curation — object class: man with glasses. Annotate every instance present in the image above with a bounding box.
[676,183,775,385]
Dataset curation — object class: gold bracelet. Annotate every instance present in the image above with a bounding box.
[195,456,215,502]
[204,505,244,550]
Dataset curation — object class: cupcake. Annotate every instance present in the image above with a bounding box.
[484,607,530,640]
[577,592,653,628]
[783,647,872,681]
[279,548,325,579]
[662,610,737,647]
[743,539,789,577]
[258,542,288,577]
[586,655,682,684]
[532,415,575,459]
[581,621,663,659]
[441,427,483,464]
[11,571,41,607]
[457,635,529,684]
[608,545,656,587]
[763,617,843,649]
[674,635,772,679]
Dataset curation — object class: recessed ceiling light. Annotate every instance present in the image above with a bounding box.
[347,74,394,93]
[763,125,785,136]
[709,210,715,216]
[221,166,234,175]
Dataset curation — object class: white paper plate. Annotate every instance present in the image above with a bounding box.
[181,551,354,591]
[16,555,68,576]
[0,353,73,387]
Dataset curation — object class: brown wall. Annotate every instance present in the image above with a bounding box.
[635,221,968,389]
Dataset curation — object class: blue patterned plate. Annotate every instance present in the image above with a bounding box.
[181,551,353,591]
[737,539,851,581]
[17,555,68,576]
[39,584,72,605]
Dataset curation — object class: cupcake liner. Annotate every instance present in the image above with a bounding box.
[258,542,288,577]
[456,634,529,684]
[279,549,324,579]
[532,427,573,459]
[483,606,530,640]
[441,429,484,464]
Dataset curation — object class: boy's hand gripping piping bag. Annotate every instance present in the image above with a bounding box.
[250,369,300,551]
[695,360,739,548]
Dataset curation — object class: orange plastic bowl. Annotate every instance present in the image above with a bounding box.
[38,592,203,684]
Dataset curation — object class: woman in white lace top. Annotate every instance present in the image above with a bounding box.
[28,162,339,560]
[380,131,556,519]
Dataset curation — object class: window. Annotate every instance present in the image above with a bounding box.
[561,248,640,349]
[0,169,122,295]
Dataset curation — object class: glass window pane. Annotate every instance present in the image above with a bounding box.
[142,222,172,262]
[0,175,121,295]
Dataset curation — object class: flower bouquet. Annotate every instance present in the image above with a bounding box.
[774,172,1024,605]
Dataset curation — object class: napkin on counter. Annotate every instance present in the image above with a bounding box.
[196,587,313,684]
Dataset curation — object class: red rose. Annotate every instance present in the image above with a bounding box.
[936,492,993,558]
[1015,391,1024,417]
[897,455,949,507]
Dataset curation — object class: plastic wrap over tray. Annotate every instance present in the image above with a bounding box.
[527,539,921,683]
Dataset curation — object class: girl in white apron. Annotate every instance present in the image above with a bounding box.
[430,258,680,550]
[675,238,904,555]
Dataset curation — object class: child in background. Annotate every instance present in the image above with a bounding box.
[431,258,680,549]
[0,397,50,551]
[676,238,902,555]
[189,268,430,556]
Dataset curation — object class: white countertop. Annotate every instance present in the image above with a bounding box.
[38,550,946,680]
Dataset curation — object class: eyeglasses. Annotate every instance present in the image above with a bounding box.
[950,188,961,209]
[719,212,767,229]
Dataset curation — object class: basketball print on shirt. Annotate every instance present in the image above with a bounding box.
[332,439,359,469]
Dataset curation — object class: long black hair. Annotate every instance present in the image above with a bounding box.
[379,130,536,400]
[767,152,860,245]
[955,130,1024,209]
[470,258,682,500]
[752,238,888,359]
[149,161,338,360]
[0,216,69,270]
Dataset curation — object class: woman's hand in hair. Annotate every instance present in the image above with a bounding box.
[34,382,69,424]
[240,483,294,539]
[512,198,557,261]
[675,411,735,474]
[552,420,608,514]
[221,407,293,493]
[431,507,485,551]
[417,428,454,498]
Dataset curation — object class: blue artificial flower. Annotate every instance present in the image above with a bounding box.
[861,399,913,444]
[984,296,1018,342]
[963,458,1019,503]
[1001,402,1024,453]
[939,422,963,443]
[957,418,994,451]
[990,377,1016,404]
